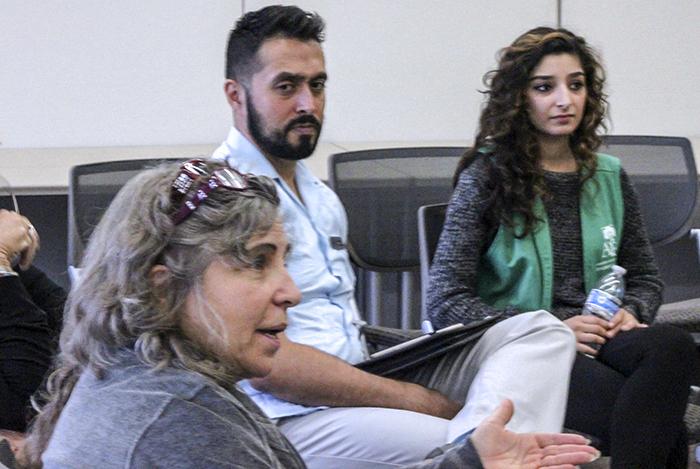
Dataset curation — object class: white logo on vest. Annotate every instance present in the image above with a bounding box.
[601,225,617,258]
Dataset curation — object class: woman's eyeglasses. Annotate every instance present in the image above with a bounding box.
[171,159,250,225]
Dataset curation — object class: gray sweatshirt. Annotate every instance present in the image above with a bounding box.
[42,353,483,468]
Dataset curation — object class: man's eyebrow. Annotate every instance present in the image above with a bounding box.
[273,72,303,84]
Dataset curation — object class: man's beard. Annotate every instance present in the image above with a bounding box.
[246,97,322,161]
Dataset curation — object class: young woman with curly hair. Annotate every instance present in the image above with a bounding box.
[428,27,697,468]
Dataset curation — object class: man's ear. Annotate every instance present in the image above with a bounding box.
[224,79,245,110]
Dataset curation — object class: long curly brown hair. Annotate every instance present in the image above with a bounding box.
[454,27,608,236]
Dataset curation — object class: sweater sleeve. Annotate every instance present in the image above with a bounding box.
[616,169,663,323]
[403,437,483,469]
[0,273,55,430]
[18,265,67,338]
[426,158,520,329]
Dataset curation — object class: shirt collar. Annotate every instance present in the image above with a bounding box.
[212,126,316,187]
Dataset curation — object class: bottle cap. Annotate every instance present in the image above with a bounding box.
[421,320,435,334]
[612,265,627,276]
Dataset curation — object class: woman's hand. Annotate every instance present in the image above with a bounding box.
[565,309,647,355]
[0,209,39,271]
[472,399,600,468]
[563,315,609,356]
[605,308,647,339]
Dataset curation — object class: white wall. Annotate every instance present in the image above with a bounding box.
[1,0,698,188]
[1,0,556,150]
[562,0,700,136]
[0,0,236,148]
[248,0,555,142]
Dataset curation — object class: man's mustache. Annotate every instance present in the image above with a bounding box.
[285,115,321,133]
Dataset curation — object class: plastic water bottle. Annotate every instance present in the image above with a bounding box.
[582,265,626,353]
[582,265,627,320]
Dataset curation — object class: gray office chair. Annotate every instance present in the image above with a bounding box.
[68,158,185,276]
[597,136,700,335]
[418,203,449,319]
[600,135,697,247]
[328,147,464,329]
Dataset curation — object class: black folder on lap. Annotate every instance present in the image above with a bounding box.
[356,315,502,377]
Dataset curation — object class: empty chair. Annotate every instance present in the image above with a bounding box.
[68,158,185,273]
[328,147,464,328]
[418,203,448,319]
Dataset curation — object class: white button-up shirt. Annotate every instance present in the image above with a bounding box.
[213,127,367,418]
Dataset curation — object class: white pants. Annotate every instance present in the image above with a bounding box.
[278,310,576,469]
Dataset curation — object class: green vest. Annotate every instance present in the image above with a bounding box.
[477,153,624,311]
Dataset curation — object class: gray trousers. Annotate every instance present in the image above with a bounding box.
[278,310,576,469]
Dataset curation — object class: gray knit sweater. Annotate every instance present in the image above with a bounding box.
[427,155,663,329]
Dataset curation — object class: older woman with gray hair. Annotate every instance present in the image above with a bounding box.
[18,160,598,468]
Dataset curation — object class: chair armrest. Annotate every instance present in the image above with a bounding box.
[654,298,700,332]
[685,402,700,444]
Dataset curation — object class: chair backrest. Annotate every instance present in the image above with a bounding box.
[68,158,184,269]
[328,147,465,271]
[600,135,697,246]
[417,203,448,318]
[328,147,464,328]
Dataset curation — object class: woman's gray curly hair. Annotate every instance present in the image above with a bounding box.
[21,160,280,467]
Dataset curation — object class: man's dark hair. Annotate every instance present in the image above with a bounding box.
[225,5,325,82]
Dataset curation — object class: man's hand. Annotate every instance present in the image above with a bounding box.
[0,210,39,271]
[605,308,647,339]
[563,315,609,356]
[472,400,600,469]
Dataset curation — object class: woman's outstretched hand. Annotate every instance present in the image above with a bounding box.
[472,399,600,469]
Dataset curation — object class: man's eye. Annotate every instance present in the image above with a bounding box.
[276,83,295,93]
[310,81,326,92]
